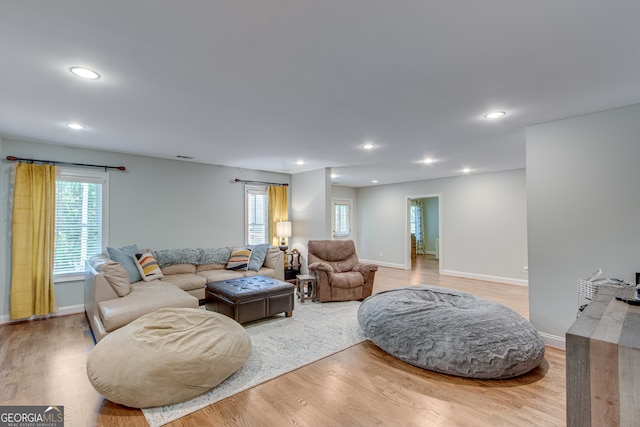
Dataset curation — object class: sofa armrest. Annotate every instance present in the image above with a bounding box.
[85,256,119,341]
[263,247,285,281]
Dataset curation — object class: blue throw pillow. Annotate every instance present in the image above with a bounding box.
[246,244,271,272]
[106,244,142,283]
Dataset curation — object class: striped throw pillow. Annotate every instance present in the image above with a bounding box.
[134,252,164,281]
[226,247,252,271]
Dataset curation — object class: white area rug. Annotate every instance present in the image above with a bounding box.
[142,300,366,427]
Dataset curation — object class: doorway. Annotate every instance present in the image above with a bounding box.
[407,195,441,272]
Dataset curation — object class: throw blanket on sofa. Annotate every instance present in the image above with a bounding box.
[152,247,232,267]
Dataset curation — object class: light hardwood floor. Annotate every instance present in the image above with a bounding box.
[0,256,566,426]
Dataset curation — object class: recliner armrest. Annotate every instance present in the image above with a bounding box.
[354,263,378,273]
[354,263,379,283]
[308,261,334,273]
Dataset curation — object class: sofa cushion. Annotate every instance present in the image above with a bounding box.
[160,273,207,292]
[134,252,164,281]
[226,247,251,271]
[246,244,270,272]
[161,263,197,275]
[107,244,142,283]
[196,263,226,272]
[256,267,276,278]
[92,257,131,297]
[98,281,198,332]
[197,269,244,283]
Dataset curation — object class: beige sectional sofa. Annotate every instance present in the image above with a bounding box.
[85,245,284,342]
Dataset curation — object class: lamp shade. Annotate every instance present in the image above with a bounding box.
[276,221,292,238]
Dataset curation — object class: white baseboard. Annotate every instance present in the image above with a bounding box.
[539,332,565,350]
[441,269,528,287]
[0,304,85,325]
[360,259,408,270]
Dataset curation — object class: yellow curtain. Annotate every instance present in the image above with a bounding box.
[10,163,57,319]
[267,185,288,246]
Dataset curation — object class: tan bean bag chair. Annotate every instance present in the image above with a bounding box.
[87,308,251,408]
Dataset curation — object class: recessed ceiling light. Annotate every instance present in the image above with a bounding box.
[65,122,85,130]
[372,179,379,183]
[296,160,305,165]
[483,111,506,119]
[69,67,100,80]
[331,174,339,179]
[423,158,435,164]
[462,168,472,174]
[362,142,375,150]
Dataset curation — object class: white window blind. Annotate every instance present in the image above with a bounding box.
[246,186,268,245]
[332,199,351,239]
[54,169,108,278]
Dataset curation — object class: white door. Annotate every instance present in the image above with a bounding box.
[332,199,352,240]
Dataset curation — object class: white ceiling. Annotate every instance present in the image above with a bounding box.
[1,1,639,187]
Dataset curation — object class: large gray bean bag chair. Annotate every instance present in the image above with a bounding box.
[358,286,545,379]
[87,307,251,408]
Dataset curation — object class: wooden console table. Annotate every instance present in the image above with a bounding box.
[566,286,640,427]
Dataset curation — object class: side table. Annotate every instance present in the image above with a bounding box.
[284,268,300,283]
[296,274,317,302]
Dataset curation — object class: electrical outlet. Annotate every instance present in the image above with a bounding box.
[379,251,384,257]
[523,266,529,273]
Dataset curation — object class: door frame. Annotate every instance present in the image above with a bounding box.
[404,193,443,272]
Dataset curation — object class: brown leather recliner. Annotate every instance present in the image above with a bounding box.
[307,240,378,302]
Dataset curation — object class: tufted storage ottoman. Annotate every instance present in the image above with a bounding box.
[86,307,251,408]
[358,286,545,379]
[205,276,294,323]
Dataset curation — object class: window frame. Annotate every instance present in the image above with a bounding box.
[245,184,269,245]
[331,198,352,240]
[54,168,109,282]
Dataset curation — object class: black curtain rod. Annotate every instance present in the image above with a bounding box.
[6,155,126,171]
[234,178,288,187]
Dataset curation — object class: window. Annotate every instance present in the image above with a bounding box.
[410,205,418,234]
[332,199,351,239]
[246,186,268,245]
[54,169,109,280]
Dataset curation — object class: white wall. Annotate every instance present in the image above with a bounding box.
[0,139,290,319]
[527,103,640,339]
[356,169,528,285]
[291,168,331,271]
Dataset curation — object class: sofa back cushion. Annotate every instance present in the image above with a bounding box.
[196,263,226,272]
[263,248,282,270]
[161,263,197,275]
[91,256,132,297]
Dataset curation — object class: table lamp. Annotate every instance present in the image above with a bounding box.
[276,221,292,251]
